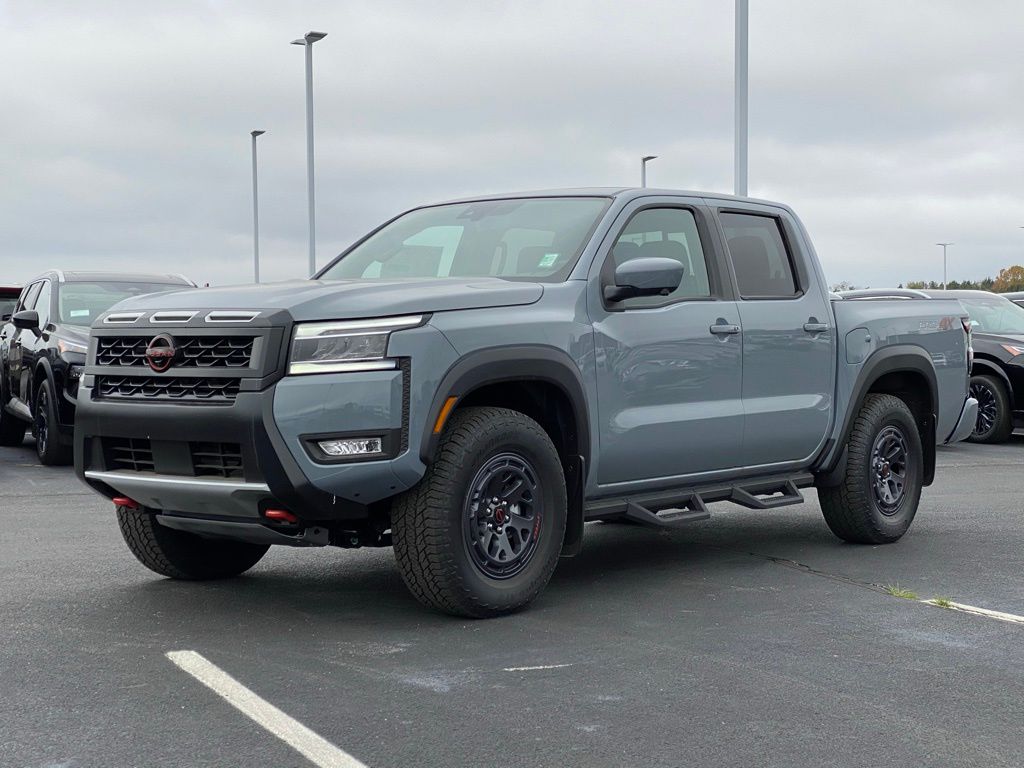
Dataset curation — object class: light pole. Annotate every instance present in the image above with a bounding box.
[640,155,657,188]
[291,30,327,277]
[734,0,748,197]
[936,242,953,289]
[250,130,265,284]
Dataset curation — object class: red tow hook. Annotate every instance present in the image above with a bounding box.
[264,509,299,524]
[113,496,140,510]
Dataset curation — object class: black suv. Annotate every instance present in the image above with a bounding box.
[0,271,193,464]
[952,291,1024,442]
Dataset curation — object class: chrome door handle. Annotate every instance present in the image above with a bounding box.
[803,322,828,333]
[710,323,741,335]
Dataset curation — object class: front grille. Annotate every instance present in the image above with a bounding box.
[190,442,244,478]
[96,375,240,402]
[96,336,255,368]
[107,438,155,472]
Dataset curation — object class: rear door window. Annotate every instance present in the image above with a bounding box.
[720,212,799,298]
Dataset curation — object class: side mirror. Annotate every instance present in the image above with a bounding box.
[604,257,684,302]
[12,310,39,332]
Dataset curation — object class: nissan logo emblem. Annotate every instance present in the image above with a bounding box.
[145,333,178,373]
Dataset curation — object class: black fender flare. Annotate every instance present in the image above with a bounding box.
[970,358,1014,410]
[816,345,939,485]
[419,345,591,467]
[419,345,591,557]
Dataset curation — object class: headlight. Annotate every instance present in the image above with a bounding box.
[57,338,88,354]
[288,315,424,375]
[1001,344,1024,358]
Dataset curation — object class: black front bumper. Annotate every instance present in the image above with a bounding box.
[75,384,371,523]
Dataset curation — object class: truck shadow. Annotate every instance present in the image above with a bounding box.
[117,510,841,630]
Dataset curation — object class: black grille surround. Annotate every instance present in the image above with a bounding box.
[96,335,256,368]
[86,315,289,406]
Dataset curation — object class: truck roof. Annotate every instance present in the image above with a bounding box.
[433,187,794,211]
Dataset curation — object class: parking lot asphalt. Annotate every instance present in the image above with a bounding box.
[2,437,1023,768]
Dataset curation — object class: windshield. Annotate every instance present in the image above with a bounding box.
[58,282,183,327]
[319,197,609,283]
[958,296,1024,334]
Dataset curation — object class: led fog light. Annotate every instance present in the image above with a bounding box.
[317,437,384,457]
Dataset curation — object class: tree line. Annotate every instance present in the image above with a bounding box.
[832,265,1024,293]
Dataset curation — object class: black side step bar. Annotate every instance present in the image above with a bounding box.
[624,493,711,529]
[730,479,804,510]
[586,472,811,529]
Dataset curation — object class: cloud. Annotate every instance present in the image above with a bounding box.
[0,0,1021,288]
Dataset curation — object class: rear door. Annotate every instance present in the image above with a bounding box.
[712,204,834,467]
[589,198,744,490]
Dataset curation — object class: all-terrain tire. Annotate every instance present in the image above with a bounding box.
[819,393,923,544]
[967,374,1013,444]
[0,377,27,447]
[34,379,72,465]
[391,407,567,618]
[116,506,269,579]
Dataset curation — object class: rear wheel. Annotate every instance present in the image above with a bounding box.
[392,407,566,618]
[968,374,1013,444]
[819,393,923,544]
[33,379,72,465]
[116,506,269,579]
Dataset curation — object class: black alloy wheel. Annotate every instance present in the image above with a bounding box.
[34,385,51,460]
[463,453,544,580]
[870,425,909,516]
[33,379,72,465]
[967,374,1013,444]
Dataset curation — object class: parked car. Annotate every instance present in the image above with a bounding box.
[75,189,976,617]
[0,285,20,321]
[0,271,194,463]
[1002,290,1024,309]
[842,288,1024,443]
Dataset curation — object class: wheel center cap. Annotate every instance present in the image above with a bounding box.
[494,507,507,524]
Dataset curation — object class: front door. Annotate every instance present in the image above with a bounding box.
[716,206,834,467]
[591,202,744,490]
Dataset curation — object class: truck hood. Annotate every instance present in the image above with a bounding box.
[108,277,544,322]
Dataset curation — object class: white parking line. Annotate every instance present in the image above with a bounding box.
[166,650,368,768]
[922,600,1024,625]
[502,663,573,672]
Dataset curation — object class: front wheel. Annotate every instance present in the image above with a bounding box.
[34,379,72,465]
[117,506,269,579]
[968,374,1013,444]
[819,393,923,544]
[392,407,567,618]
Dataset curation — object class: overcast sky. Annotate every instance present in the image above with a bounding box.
[2,0,1022,288]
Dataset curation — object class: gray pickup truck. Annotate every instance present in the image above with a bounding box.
[74,189,978,617]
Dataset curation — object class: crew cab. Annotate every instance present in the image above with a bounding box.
[75,189,977,617]
[0,271,194,463]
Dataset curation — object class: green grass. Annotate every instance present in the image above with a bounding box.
[931,597,955,609]
[883,584,919,600]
